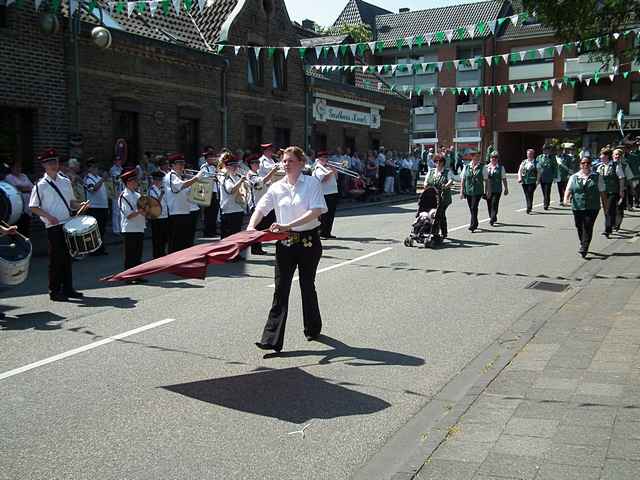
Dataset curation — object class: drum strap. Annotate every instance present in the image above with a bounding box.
[40,179,73,215]
[119,192,135,213]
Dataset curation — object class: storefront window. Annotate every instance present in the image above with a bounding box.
[0,108,34,172]
[632,81,640,102]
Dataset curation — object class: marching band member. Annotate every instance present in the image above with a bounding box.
[486,151,509,226]
[200,151,220,238]
[149,171,169,259]
[424,154,453,238]
[537,144,558,210]
[247,153,279,255]
[83,159,109,255]
[460,149,489,233]
[189,194,201,245]
[313,151,339,239]
[29,149,89,301]
[5,160,33,237]
[258,143,277,178]
[564,153,601,258]
[218,153,247,242]
[518,149,540,214]
[109,156,124,234]
[164,153,203,253]
[248,146,328,353]
[597,148,625,238]
[119,170,146,282]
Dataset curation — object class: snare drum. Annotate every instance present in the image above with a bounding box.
[189,176,215,206]
[0,181,24,225]
[63,215,102,258]
[0,233,32,286]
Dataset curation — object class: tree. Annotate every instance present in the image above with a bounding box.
[523,0,640,63]
[316,23,373,43]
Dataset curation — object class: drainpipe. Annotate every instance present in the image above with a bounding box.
[69,5,81,137]
[220,58,229,148]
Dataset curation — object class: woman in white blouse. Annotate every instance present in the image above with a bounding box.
[248,146,328,353]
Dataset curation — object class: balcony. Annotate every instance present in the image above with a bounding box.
[630,102,640,116]
[456,110,479,129]
[457,104,479,113]
[414,108,437,132]
[562,100,617,122]
[456,69,481,87]
[564,55,616,78]
[509,62,554,81]
[508,105,553,122]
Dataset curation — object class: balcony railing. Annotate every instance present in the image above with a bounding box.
[562,100,617,122]
[564,55,616,77]
[509,62,554,81]
[508,105,553,122]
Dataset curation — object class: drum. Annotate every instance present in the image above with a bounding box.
[139,178,149,196]
[63,215,102,258]
[0,181,24,225]
[189,176,214,206]
[0,233,31,286]
[137,195,161,219]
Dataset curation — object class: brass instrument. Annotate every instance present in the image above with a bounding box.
[137,195,162,219]
[327,160,362,179]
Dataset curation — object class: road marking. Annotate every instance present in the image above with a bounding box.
[267,247,393,287]
[516,202,547,212]
[449,217,491,233]
[0,318,176,382]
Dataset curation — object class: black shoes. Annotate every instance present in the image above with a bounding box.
[251,249,268,256]
[305,335,319,342]
[255,342,282,353]
[602,232,610,239]
[50,292,68,302]
[64,290,84,299]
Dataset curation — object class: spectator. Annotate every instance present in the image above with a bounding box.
[376,147,386,191]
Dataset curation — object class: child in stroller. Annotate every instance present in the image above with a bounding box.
[404,186,444,248]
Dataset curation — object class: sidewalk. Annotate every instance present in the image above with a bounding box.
[414,225,640,479]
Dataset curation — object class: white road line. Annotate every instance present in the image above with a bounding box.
[516,202,547,212]
[0,318,176,382]
[449,217,491,233]
[267,247,393,287]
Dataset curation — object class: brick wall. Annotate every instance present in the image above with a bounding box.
[0,6,68,167]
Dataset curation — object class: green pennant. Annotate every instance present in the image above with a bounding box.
[526,49,537,60]
[339,45,349,57]
[510,52,520,64]
[412,63,421,73]
[161,0,170,14]
[216,44,225,54]
[434,31,445,43]
[593,72,600,84]
[375,41,385,52]
[415,35,425,48]
[456,27,466,40]
[87,0,97,10]
[115,1,125,13]
[267,47,276,59]
[497,18,506,27]
[519,12,529,22]
[136,2,146,13]
[544,47,554,57]
[500,85,508,94]
[395,38,405,49]
[476,22,486,35]
[416,88,422,96]
[357,43,367,55]
[184,0,193,11]
[624,71,630,79]
[390,84,397,92]
[542,80,550,90]
[569,79,577,87]
[322,46,330,58]
[298,47,307,59]
[448,88,456,95]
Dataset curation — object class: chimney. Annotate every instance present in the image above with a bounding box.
[302,19,316,31]
[399,7,410,13]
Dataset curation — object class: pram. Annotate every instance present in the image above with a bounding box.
[404,186,445,248]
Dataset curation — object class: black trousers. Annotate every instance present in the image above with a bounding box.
[16,213,31,239]
[320,193,339,237]
[88,208,108,253]
[439,205,449,238]
[486,192,502,224]
[260,229,322,350]
[203,194,219,237]
[220,212,244,239]
[252,210,275,253]
[150,218,169,259]
[123,232,144,270]
[573,209,599,253]
[540,182,553,209]
[168,214,193,253]
[603,194,619,234]
[190,210,199,245]
[47,225,73,294]
[557,181,568,204]
[522,183,536,213]
[616,194,625,230]
[466,195,482,230]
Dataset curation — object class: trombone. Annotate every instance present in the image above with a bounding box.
[327,160,362,179]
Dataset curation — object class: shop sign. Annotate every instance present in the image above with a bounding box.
[588,119,640,132]
[313,99,381,129]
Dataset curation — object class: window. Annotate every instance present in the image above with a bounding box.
[177,117,199,165]
[274,127,290,149]
[113,110,139,165]
[246,124,263,151]
[509,89,553,108]
[344,135,356,154]
[457,46,483,61]
[632,81,640,102]
[272,51,287,90]
[248,47,264,87]
[457,92,479,106]
[0,108,34,173]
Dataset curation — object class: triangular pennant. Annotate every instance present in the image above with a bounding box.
[127,1,135,16]
[149,0,158,15]
[609,74,615,82]
[160,0,169,15]
[331,45,339,57]
[172,0,180,15]
[537,47,546,57]
[476,22,486,35]
[216,44,224,54]
[282,47,289,59]
[414,36,425,48]
[391,64,398,75]
[519,51,527,62]
[34,0,43,10]
[613,32,620,40]
[350,44,357,56]
[469,58,477,69]
[424,33,433,46]
[509,84,516,93]
[487,20,497,35]
[456,27,466,40]
[197,0,205,13]
[585,78,591,86]
[595,37,601,48]
[550,79,556,86]
[466,24,476,39]
[434,31,445,43]
[368,41,376,54]
[253,47,261,60]
[315,46,323,59]
[395,38,405,50]
[624,71,630,79]
[377,65,384,74]
[558,82,563,91]
[362,65,368,73]
[485,56,493,65]
[331,66,338,72]
[453,60,460,70]
[267,47,276,59]
[555,45,563,55]
[435,62,443,72]
[510,14,519,25]
[440,88,447,96]
[501,53,510,64]
[530,85,537,92]
[406,36,414,49]
[445,29,455,43]
[578,73,584,82]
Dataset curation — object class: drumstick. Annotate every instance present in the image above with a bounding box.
[0,220,29,242]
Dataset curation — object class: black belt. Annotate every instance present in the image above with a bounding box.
[282,228,319,247]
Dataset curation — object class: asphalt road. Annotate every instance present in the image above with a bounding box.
[1,185,636,480]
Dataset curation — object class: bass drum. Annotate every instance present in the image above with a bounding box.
[0,181,24,225]
[0,233,32,286]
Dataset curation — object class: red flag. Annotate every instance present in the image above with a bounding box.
[102,230,287,282]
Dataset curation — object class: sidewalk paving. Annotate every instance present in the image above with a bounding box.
[415,223,640,480]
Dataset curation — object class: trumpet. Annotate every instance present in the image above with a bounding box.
[327,161,362,179]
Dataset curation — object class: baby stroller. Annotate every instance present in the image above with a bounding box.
[404,186,444,248]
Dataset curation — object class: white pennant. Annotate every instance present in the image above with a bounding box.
[531,85,537,92]
[558,82,563,90]
[234,46,242,55]
[585,78,591,86]
[487,20,497,35]
[362,66,368,73]
[391,65,398,75]
[519,51,527,62]
[469,58,477,69]
[253,47,261,60]
[331,45,339,57]
[149,1,158,15]
[510,14,519,25]
[406,36,414,49]
[595,38,601,48]
[453,60,460,70]
[368,41,377,54]
[609,74,615,82]
[550,79,556,86]
[484,56,493,65]
[409,90,413,99]
[283,47,290,59]
[613,32,620,40]
[509,84,516,93]
[425,33,433,46]
[445,29,455,43]
[555,45,563,55]
[172,0,180,15]
[466,25,476,39]
[315,46,323,59]
[537,48,546,57]
[377,65,384,74]
[198,0,205,13]
[578,73,584,82]
[523,82,529,90]
[69,0,79,15]
[422,62,429,71]
[127,1,135,16]
[331,66,338,72]
[429,88,435,96]
[501,53,509,64]
[536,80,542,87]
[440,88,446,96]
[436,62,444,72]
[350,44,358,56]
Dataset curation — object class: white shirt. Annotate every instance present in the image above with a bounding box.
[119,188,145,233]
[376,153,386,167]
[200,163,219,194]
[258,155,276,178]
[423,168,454,188]
[5,173,33,214]
[83,173,109,209]
[256,174,328,232]
[29,173,76,228]
[313,163,339,195]
[164,170,192,216]
[148,184,168,219]
[219,173,246,214]
[247,171,267,209]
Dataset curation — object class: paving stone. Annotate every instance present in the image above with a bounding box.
[486,371,538,397]
[600,459,640,480]
[416,459,480,480]
[576,383,624,397]
[431,441,494,463]
[521,344,560,356]
[526,388,574,402]
[535,463,601,480]
[612,420,640,440]
[505,360,548,372]
[582,370,627,385]
[461,406,515,427]
[543,443,607,467]
[553,425,612,446]
[476,453,541,480]
[546,355,593,370]
[493,434,552,457]
[503,418,559,438]
[539,368,584,380]
[588,361,632,374]
[451,423,504,443]
[616,406,640,423]
[513,400,569,420]
[607,438,640,461]
[572,394,622,407]
[471,475,519,480]
[594,351,637,363]
[561,405,617,427]
[533,377,579,391]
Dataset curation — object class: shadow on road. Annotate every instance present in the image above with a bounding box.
[437,238,500,249]
[162,366,391,423]
[0,311,66,331]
